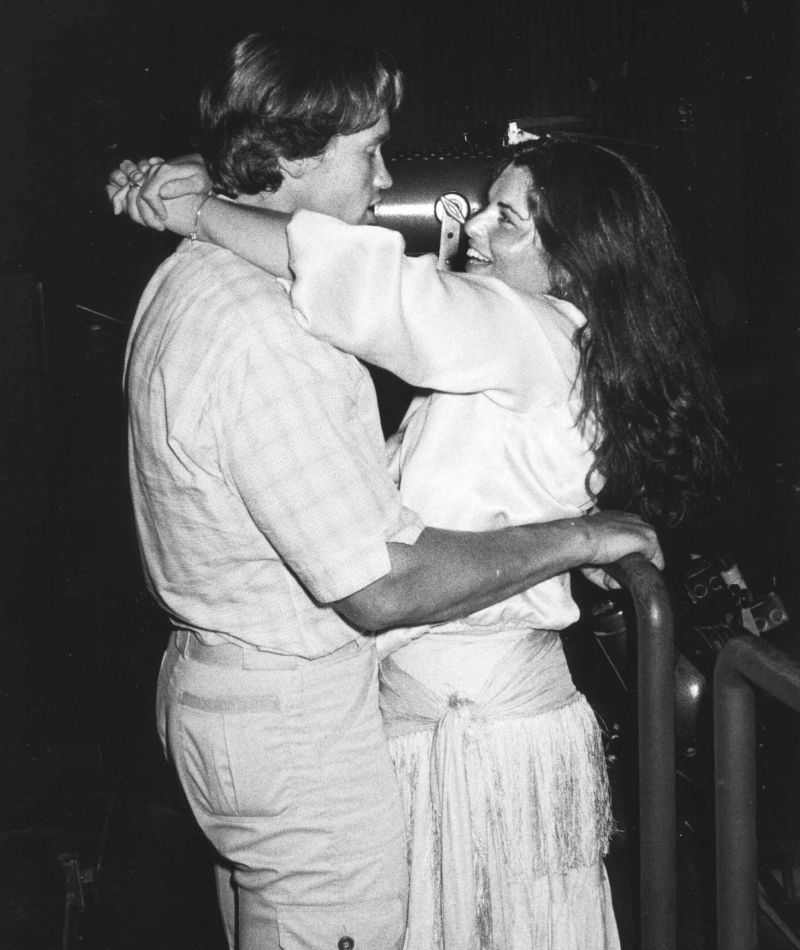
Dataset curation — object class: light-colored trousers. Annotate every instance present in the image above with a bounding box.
[157,629,408,950]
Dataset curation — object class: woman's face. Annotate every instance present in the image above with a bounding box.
[464,165,551,296]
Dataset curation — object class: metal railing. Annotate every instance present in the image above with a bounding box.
[607,553,676,950]
[715,631,800,950]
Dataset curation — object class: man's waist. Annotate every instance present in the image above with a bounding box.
[173,627,367,670]
[149,582,359,656]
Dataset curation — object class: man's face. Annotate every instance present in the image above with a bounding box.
[298,112,393,225]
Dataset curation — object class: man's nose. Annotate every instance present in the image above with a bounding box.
[374,154,393,191]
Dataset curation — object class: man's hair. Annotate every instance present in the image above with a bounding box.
[492,137,731,528]
[198,33,404,197]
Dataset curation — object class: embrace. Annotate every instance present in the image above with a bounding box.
[108,32,727,950]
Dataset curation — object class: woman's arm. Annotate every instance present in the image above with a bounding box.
[107,157,292,278]
[194,198,291,278]
[288,211,581,411]
[107,159,578,406]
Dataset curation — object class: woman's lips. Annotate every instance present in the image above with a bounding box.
[466,247,491,265]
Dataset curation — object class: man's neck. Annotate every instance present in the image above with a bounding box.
[236,188,299,216]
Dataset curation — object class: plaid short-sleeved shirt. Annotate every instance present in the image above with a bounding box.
[125,241,424,657]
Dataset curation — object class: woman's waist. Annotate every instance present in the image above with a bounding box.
[427,582,579,635]
[379,627,576,727]
[374,581,580,663]
[386,627,554,685]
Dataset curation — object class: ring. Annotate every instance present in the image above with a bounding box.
[130,180,142,189]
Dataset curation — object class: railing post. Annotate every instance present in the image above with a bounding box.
[714,633,800,950]
[714,642,758,950]
[607,553,676,950]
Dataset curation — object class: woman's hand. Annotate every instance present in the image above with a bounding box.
[106,155,213,235]
[106,157,164,220]
[107,155,292,275]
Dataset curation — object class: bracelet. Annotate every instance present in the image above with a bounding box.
[190,191,215,247]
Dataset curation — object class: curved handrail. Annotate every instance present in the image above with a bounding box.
[606,552,676,950]
[715,632,800,950]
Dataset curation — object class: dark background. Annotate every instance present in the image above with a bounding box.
[0,0,798,940]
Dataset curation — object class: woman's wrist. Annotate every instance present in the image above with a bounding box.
[190,192,215,245]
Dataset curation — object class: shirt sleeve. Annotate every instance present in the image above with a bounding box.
[287,210,583,412]
[211,324,423,605]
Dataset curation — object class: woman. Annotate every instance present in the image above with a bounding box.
[109,136,728,949]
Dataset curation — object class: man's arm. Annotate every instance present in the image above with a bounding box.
[219,339,661,633]
[335,511,662,630]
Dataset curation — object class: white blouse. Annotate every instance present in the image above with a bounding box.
[287,210,602,642]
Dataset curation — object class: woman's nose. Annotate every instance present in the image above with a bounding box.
[464,210,485,239]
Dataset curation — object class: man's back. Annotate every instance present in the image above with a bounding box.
[125,240,422,656]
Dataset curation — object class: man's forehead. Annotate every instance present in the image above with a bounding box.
[372,112,391,138]
[325,112,390,156]
[355,112,391,144]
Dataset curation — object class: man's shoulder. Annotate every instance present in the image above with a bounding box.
[137,242,295,344]
[131,242,359,384]
[158,241,288,307]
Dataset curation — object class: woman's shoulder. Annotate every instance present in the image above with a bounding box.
[495,291,584,353]
[538,294,586,331]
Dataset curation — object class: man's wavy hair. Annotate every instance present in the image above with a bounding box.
[493,136,731,529]
[198,33,404,197]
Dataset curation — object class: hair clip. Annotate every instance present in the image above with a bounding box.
[505,122,542,147]
[506,122,657,152]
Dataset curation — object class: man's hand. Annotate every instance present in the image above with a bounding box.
[580,509,663,589]
[580,565,621,590]
[106,156,212,233]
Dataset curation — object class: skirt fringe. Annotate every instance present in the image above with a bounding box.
[388,695,619,950]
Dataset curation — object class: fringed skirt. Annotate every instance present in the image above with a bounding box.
[380,629,620,950]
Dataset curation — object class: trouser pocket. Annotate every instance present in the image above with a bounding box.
[274,895,406,950]
[172,697,296,819]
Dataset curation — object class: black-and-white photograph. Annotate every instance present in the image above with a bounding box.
[1,1,798,948]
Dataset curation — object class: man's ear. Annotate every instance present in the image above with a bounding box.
[278,154,323,180]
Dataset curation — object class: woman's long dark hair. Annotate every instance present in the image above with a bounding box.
[496,137,730,528]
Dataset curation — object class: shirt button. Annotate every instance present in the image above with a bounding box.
[338,939,355,950]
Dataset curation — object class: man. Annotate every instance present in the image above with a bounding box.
[110,33,661,950]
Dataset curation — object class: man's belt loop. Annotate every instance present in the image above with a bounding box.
[175,629,190,657]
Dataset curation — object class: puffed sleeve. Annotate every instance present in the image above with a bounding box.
[287,210,584,413]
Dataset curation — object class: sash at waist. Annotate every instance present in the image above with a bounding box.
[380,629,576,738]
[380,631,610,943]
